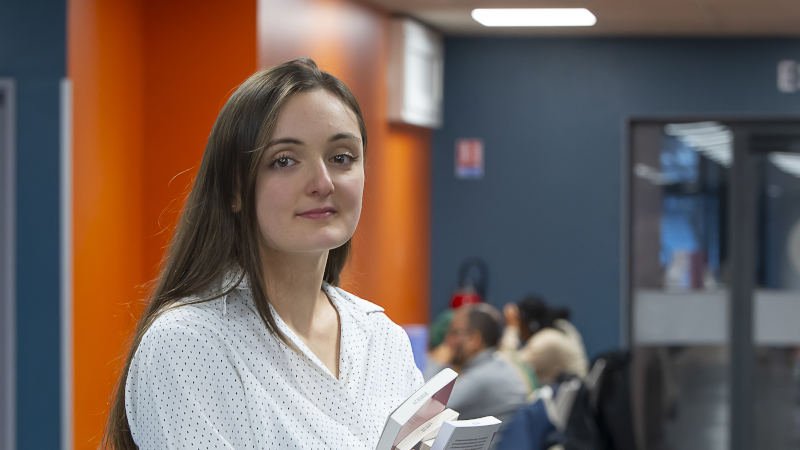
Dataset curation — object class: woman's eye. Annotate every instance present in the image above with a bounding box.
[332,154,356,165]
[270,156,296,169]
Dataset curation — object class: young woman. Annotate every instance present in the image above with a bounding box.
[105,58,423,449]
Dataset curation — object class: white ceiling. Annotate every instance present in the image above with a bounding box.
[361,0,800,36]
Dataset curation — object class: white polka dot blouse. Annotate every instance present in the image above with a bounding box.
[125,272,424,449]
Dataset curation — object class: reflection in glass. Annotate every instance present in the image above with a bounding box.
[759,152,800,290]
[754,151,800,449]
[631,122,732,450]
[633,122,729,292]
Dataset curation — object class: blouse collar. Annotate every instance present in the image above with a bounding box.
[217,267,385,321]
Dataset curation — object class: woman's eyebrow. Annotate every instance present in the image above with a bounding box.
[329,132,361,144]
[265,133,359,148]
[265,137,303,149]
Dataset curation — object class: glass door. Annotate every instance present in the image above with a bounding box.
[748,132,800,449]
[629,121,731,450]
[628,120,800,450]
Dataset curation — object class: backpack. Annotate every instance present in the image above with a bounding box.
[495,350,637,450]
[563,350,637,450]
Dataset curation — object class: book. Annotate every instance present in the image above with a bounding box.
[419,438,436,450]
[428,416,502,450]
[375,368,458,450]
[394,408,459,450]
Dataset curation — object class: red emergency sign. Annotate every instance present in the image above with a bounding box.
[455,138,484,179]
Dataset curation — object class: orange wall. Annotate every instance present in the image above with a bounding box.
[259,0,432,325]
[69,0,256,448]
[140,1,257,280]
[68,0,144,446]
[377,125,431,325]
[71,0,428,446]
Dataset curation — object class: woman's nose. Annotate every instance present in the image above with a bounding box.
[306,160,334,196]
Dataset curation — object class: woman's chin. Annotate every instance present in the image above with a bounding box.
[298,236,353,254]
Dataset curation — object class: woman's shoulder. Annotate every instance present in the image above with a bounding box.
[125,296,252,414]
[137,297,231,352]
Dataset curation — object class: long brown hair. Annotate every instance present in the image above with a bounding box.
[104,58,367,449]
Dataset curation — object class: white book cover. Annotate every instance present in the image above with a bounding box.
[429,416,502,450]
[394,408,459,450]
[419,437,437,450]
[375,368,458,450]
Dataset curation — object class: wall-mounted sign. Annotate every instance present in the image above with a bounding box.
[777,60,800,93]
[455,138,484,179]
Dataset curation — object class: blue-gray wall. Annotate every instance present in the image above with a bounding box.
[432,38,800,357]
[0,0,66,447]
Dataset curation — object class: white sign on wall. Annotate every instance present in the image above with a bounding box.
[387,19,444,129]
[777,59,800,93]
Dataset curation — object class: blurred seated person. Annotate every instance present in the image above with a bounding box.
[521,326,588,385]
[498,295,553,393]
[501,294,560,351]
[495,323,590,450]
[500,296,588,386]
[427,303,529,424]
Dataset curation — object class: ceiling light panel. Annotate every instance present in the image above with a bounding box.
[471,8,597,27]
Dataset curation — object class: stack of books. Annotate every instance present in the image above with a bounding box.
[376,368,502,450]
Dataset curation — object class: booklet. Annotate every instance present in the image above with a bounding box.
[427,416,502,450]
[394,408,459,450]
[375,368,458,450]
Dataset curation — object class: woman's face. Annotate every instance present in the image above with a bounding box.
[254,88,364,257]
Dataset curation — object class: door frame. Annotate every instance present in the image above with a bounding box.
[0,78,17,450]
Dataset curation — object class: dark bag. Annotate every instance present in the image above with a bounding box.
[563,350,637,450]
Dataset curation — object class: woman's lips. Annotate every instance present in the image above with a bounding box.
[297,207,337,219]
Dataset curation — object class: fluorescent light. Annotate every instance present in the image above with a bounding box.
[666,122,734,167]
[682,134,731,147]
[471,8,597,27]
[665,121,726,136]
[770,153,800,178]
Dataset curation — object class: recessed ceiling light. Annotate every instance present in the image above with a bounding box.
[471,8,597,27]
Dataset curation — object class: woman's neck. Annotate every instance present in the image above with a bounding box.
[259,249,330,336]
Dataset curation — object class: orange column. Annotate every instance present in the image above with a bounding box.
[68,0,145,447]
[69,0,256,447]
[140,0,257,281]
[374,124,432,325]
